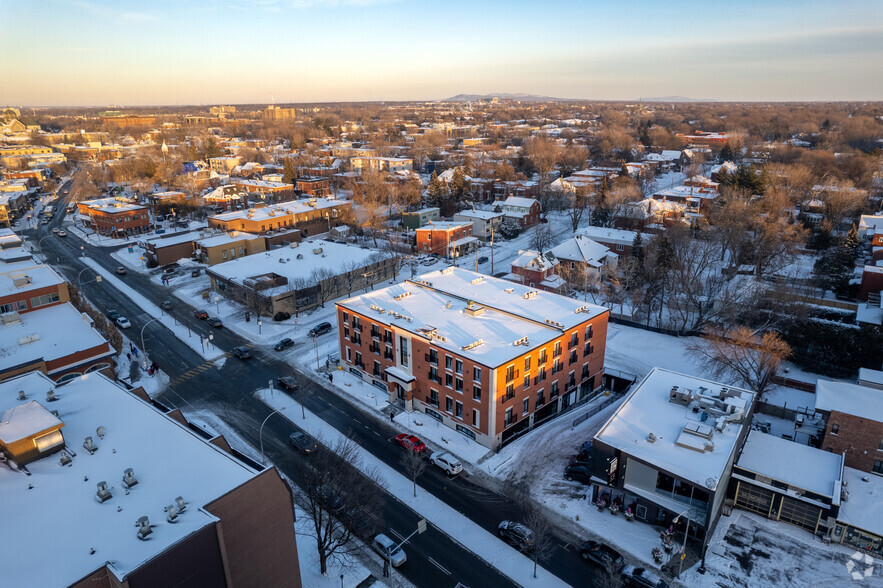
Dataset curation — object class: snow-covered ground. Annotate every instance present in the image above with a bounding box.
[257,388,570,588]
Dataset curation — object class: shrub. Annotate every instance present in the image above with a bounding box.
[273,311,291,322]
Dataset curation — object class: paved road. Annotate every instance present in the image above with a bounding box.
[28,190,605,588]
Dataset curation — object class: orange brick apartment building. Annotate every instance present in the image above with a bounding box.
[414,221,477,258]
[336,268,608,449]
[77,197,150,237]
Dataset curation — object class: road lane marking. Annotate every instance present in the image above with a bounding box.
[428,557,451,575]
[388,528,404,541]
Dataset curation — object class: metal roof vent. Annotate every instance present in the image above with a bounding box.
[46,390,57,402]
[96,426,106,439]
[96,481,112,503]
[135,516,153,540]
[83,436,98,454]
[175,496,187,512]
[122,468,138,488]
[59,450,72,466]
[17,390,25,400]
[165,505,179,523]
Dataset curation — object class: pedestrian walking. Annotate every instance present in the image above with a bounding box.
[329,373,333,383]
[390,411,395,422]
[126,352,131,361]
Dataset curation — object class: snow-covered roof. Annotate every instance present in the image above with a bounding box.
[208,239,387,296]
[0,302,110,370]
[210,198,343,223]
[838,467,883,536]
[141,230,202,247]
[337,268,606,367]
[0,371,257,586]
[493,196,537,210]
[815,379,883,422]
[414,221,472,232]
[0,228,23,248]
[0,264,64,297]
[736,430,842,499]
[196,231,261,248]
[454,209,503,221]
[595,367,755,490]
[575,226,638,246]
[511,250,557,271]
[653,186,718,201]
[550,235,615,264]
[0,399,62,443]
[858,368,883,387]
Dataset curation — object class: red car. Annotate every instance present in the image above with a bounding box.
[395,433,426,453]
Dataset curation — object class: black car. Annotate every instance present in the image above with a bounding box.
[580,541,624,573]
[232,346,251,359]
[160,300,173,310]
[477,256,489,264]
[564,463,593,484]
[621,566,669,588]
[288,429,317,454]
[308,322,332,337]
[316,486,346,515]
[206,317,223,328]
[274,338,294,351]
[498,521,534,551]
[107,310,121,321]
[277,376,299,392]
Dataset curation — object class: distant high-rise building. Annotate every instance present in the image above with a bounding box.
[262,105,296,121]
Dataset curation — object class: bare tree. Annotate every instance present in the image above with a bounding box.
[531,223,553,253]
[300,436,384,575]
[399,447,427,497]
[525,136,562,188]
[310,267,337,307]
[688,326,792,398]
[564,185,591,232]
[506,482,555,579]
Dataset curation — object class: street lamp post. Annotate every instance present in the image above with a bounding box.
[259,408,284,465]
[77,266,97,288]
[673,510,693,579]
[140,316,161,371]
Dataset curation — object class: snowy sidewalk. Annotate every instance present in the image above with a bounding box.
[257,388,570,588]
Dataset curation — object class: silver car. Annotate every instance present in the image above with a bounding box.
[372,533,406,567]
[430,451,463,476]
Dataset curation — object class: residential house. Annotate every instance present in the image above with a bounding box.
[575,226,639,257]
[453,209,504,240]
[209,155,243,174]
[402,207,441,230]
[506,250,564,293]
[815,379,883,474]
[549,235,619,289]
[195,231,267,265]
[492,196,541,229]
[296,176,331,196]
[414,221,477,258]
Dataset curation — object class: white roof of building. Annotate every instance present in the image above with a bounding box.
[0,264,64,298]
[838,467,883,536]
[337,267,606,367]
[0,228,23,247]
[414,221,472,232]
[210,198,343,222]
[737,430,842,499]
[858,368,883,387]
[196,231,261,248]
[0,399,62,443]
[815,379,883,422]
[141,230,202,248]
[653,186,719,200]
[0,302,110,371]
[494,196,537,210]
[595,367,755,490]
[454,209,503,221]
[0,371,256,586]
[575,226,638,246]
[550,235,615,265]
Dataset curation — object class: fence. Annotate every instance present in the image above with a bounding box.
[770,375,816,393]
[572,391,623,428]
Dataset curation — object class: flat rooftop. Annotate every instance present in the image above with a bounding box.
[0,264,64,298]
[338,268,606,367]
[575,226,638,245]
[815,379,883,422]
[0,371,256,586]
[197,231,262,247]
[210,198,344,223]
[595,367,755,490]
[838,467,883,536]
[737,430,843,499]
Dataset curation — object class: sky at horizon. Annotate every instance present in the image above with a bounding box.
[2,0,882,106]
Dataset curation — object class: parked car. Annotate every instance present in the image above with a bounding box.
[288,429,317,454]
[115,266,127,275]
[277,376,299,392]
[194,309,209,319]
[160,300,173,310]
[308,322,332,337]
[107,310,121,321]
[569,452,593,466]
[51,227,60,234]
[372,534,407,567]
[232,346,251,359]
[316,485,346,515]
[477,256,489,264]
[191,268,201,277]
[274,338,294,351]
[40,219,48,225]
[621,566,669,588]
[57,230,67,237]
[395,433,426,453]
[115,316,132,329]
[580,541,624,573]
[497,521,534,551]
[206,317,223,328]
[429,451,463,476]
[563,463,593,484]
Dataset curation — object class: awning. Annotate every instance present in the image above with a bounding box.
[386,366,416,388]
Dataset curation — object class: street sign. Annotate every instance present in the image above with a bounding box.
[417,518,427,534]
[681,552,686,560]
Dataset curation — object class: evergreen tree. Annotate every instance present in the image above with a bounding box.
[843,224,862,260]
[631,231,645,270]
[282,158,297,185]
[719,142,734,163]
[449,168,470,206]
[205,137,221,159]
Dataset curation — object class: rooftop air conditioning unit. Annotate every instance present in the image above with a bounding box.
[2,312,21,324]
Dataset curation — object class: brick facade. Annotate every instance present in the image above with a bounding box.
[822,410,883,473]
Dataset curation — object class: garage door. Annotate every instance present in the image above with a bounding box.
[735,482,773,517]
[778,496,822,533]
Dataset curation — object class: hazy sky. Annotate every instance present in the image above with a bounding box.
[3,0,882,106]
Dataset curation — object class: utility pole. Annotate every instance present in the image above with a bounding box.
[490,226,495,274]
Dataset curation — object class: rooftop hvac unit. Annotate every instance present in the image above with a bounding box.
[1,311,21,324]
[175,496,187,512]
[122,468,138,488]
[46,390,57,402]
[59,450,72,467]
[135,516,153,540]
[18,390,25,400]
[312,248,323,255]
[83,436,98,454]
[289,242,298,248]
[96,481,112,503]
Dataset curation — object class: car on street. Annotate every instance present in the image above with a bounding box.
[232,346,251,359]
[395,433,426,453]
[429,451,463,476]
[160,300,173,310]
[274,337,294,351]
[372,534,407,567]
[115,316,132,329]
[478,256,489,264]
[194,309,209,319]
[316,485,346,515]
[107,310,121,321]
[277,376,299,392]
[206,317,223,328]
[57,230,67,237]
[308,322,332,337]
[51,228,60,234]
[497,521,534,551]
[40,219,48,225]
[288,429,317,454]
[621,566,669,588]
[564,463,593,484]
[580,541,625,573]
[115,266,127,275]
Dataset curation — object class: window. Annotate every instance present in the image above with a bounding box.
[539,349,547,364]
[551,381,559,397]
[445,356,453,370]
[238,246,243,255]
[524,374,530,390]
[473,366,481,381]
[455,359,463,374]
[524,356,531,371]
[373,360,381,376]
[569,350,578,365]
[553,341,561,357]
[473,409,480,427]
[445,373,453,388]
[343,326,350,340]
[456,401,463,418]
[0,300,26,313]
[428,349,438,364]
[222,250,228,260]
[346,347,351,361]
[537,366,546,382]
[831,424,840,435]
[446,397,453,413]
[230,248,235,258]
[504,407,514,427]
[616,243,624,251]
[30,292,60,308]
[355,351,362,367]
[455,377,463,392]
[874,460,883,475]
[584,341,593,356]
[536,389,545,406]
[523,398,530,415]
[399,337,409,366]
[429,389,439,407]
[426,407,442,421]
[353,316,361,330]
[585,325,593,339]
[504,383,514,401]
[878,438,883,451]
[342,311,349,323]
[505,364,515,382]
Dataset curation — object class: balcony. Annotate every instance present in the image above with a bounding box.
[568,339,578,350]
[501,391,515,404]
